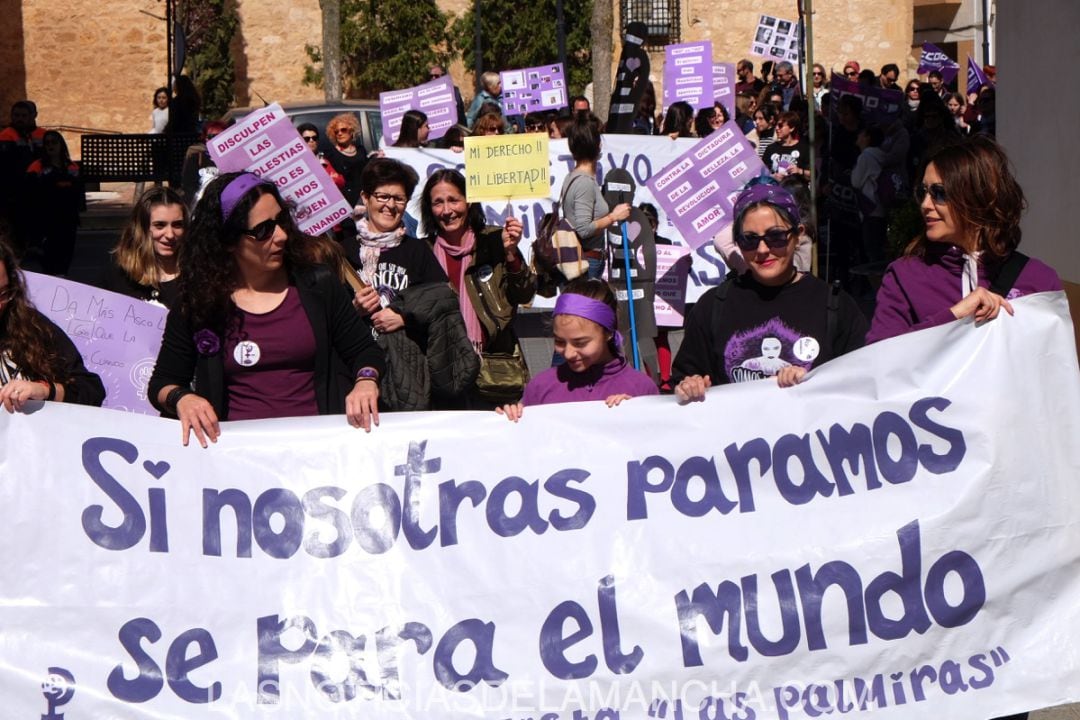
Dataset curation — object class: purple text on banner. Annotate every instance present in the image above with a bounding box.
[25,273,166,415]
[713,63,736,117]
[645,120,765,250]
[918,42,960,84]
[379,77,457,144]
[663,41,714,111]
[966,57,991,95]
[207,103,353,236]
[828,74,904,126]
[500,64,568,116]
[654,244,692,326]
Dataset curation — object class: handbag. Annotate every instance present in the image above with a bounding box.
[474,347,530,404]
[532,175,587,283]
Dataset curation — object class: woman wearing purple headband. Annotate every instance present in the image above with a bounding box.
[672,179,867,402]
[497,277,657,421]
[148,171,385,447]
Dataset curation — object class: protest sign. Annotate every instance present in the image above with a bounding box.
[750,14,800,63]
[386,136,730,308]
[713,62,736,117]
[463,133,550,202]
[828,74,904,126]
[3,293,1080,719]
[380,77,458,144]
[500,63,568,116]
[917,42,960,84]
[645,120,765,250]
[653,244,692,326]
[25,273,165,414]
[207,103,353,236]
[966,57,992,95]
[663,41,714,111]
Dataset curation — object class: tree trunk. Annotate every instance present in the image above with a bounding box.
[321,0,343,101]
[590,0,614,122]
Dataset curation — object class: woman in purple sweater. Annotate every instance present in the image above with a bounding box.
[868,136,1061,343]
[497,278,657,420]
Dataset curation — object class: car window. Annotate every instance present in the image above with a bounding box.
[366,111,383,149]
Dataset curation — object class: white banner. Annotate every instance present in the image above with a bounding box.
[3,294,1079,719]
[386,136,730,307]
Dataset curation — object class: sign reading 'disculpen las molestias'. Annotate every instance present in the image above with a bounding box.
[207,103,353,236]
[463,133,550,202]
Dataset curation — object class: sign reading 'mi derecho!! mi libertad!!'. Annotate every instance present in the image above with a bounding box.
[463,132,550,202]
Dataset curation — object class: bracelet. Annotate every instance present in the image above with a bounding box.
[355,367,379,383]
[166,386,194,414]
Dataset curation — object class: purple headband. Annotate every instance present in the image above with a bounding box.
[553,293,624,356]
[732,183,801,233]
[220,172,269,223]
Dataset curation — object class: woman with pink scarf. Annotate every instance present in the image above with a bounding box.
[420,169,535,408]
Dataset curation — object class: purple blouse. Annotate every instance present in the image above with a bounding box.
[522,356,659,406]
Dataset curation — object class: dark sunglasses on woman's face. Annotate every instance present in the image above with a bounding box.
[735,227,794,252]
[914,183,947,204]
[301,134,318,142]
[244,209,291,243]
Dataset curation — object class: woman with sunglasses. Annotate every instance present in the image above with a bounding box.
[324,113,368,207]
[148,172,385,447]
[867,137,1061,344]
[811,63,829,112]
[0,229,105,412]
[673,180,867,402]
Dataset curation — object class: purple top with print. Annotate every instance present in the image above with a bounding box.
[522,356,659,406]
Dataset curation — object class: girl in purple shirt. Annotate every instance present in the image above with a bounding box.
[497,278,657,420]
[868,136,1061,344]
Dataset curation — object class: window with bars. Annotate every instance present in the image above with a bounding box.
[620,0,680,50]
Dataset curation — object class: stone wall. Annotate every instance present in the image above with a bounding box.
[231,0,323,109]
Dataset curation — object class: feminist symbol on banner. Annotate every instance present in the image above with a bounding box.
[41,667,76,720]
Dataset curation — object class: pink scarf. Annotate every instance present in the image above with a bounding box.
[433,229,484,352]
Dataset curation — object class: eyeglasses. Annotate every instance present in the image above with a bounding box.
[914,183,947,205]
[844,71,858,78]
[334,127,354,135]
[812,71,824,77]
[301,134,318,142]
[371,192,408,206]
[735,227,795,251]
[244,209,291,243]
[429,73,444,80]
[526,123,545,131]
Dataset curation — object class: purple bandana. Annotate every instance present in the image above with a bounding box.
[732,183,801,234]
[553,293,624,356]
[220,172,269,223]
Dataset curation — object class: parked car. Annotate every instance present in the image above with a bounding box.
[223,100,383,155]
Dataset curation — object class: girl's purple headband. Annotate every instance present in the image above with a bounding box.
[220,172,269,223]
[553,293,623,356]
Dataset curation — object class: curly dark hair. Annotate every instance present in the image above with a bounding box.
[0,230,71,384]
[178,172,307,333]
[420,169,486,239]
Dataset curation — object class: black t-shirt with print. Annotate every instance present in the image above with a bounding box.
[763,139,810,175]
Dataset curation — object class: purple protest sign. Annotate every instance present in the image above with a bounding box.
[500,64,567,116]
[967,57,991,95]
[663,41,714,111]
[654,244,693,327]
[918,42,960,84]
[713,63,736,117]
[645,120,765,249]
[828,74,903,126]
[380,77,457,144]
[25,273,166,414]
[208,104,353,236]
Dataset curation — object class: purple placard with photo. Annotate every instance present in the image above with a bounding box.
[25,273,167,415]
[828,74,904,126]
[749,14,800,64]
[499,64,568,116]
[208,103,353,236]
[645,121,765,250]
[380,77,457,144]
[713,63,736,117]
[663,41,714,111]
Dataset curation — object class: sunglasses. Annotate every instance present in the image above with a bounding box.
[735,227,794,251]
[244,209,291,243]
[844,71,858,77]
[914,183,947,204]
[301,134,318,142]
[813,71,824,76]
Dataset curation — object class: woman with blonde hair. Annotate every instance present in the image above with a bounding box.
[324,112,367,206]
[99,186,187,308]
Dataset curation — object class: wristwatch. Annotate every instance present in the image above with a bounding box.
[355,367,379,383]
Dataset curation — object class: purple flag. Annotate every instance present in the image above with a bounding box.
[379,77,457,144]
[499,64,568,116]
[918,42,960,84]
[663,41,714,111]
[828,73,904,126]
[25,273,167,415]
[967,57,991,95]
[644,120,765,249]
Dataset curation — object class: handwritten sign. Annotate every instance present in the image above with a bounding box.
[663,41,714,111]
[645,120,766,249]
[379,77,458,144]
[500,63,568,115]
[713,62,736,117]
[25,273,166,414]
[463,133,550,201]
[207,103,352,236]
